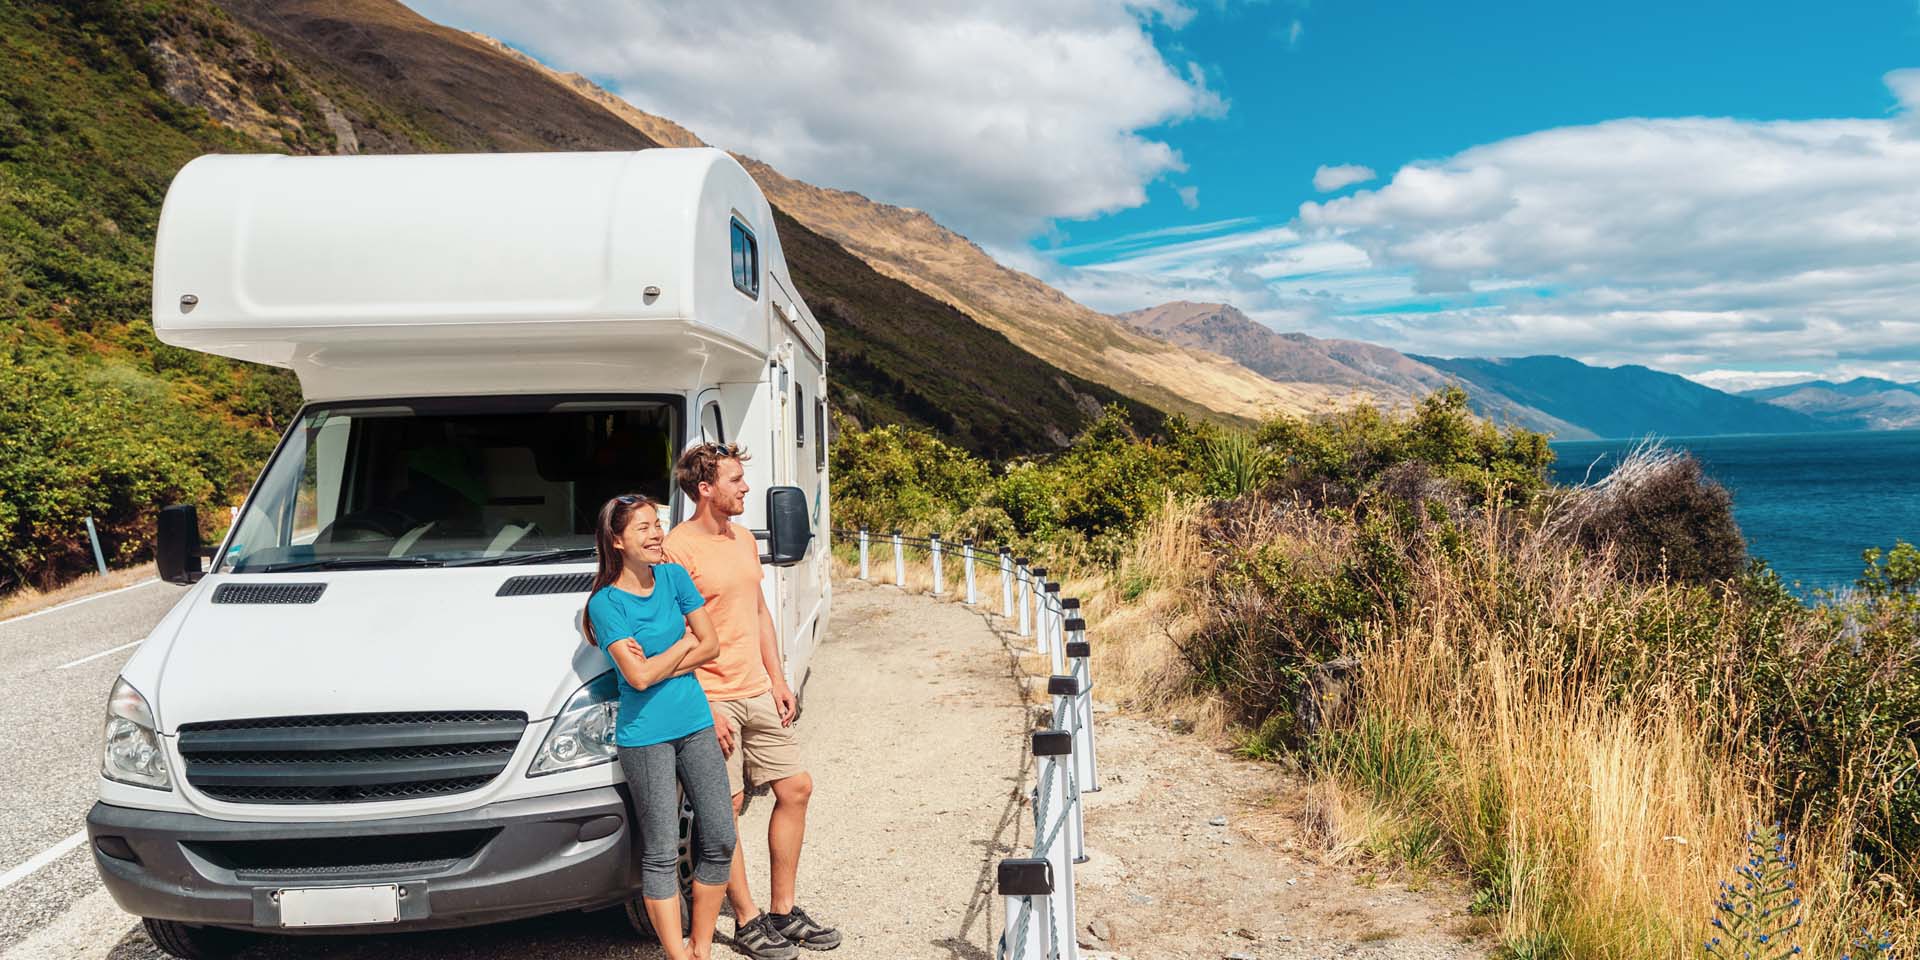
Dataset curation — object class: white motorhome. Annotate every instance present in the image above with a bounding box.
[87,148,830,957]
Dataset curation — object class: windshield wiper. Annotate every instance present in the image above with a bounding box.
[247,556,447,573]
[447,547,599,567]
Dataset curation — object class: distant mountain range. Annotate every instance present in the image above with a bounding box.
[1117,301,1871,441]
[1737,378,1920,431]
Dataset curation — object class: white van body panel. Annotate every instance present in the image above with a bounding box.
[151,149,824,400]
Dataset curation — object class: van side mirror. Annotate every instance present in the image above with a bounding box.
[156,504,205,585]
[763,486,813,567]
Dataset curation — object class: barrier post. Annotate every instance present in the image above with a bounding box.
[892,530,905,586]
[1029,568,1049,653]
[1063,612,1098,792]
[1044,582,1062,661]
[84,516,108,576]
[996,859,1053,960]
[930,534,944,596]
[1057,598,1080,677]
[1048,676,1089,865]
[963,539,978,605]
[999,547,1014,618]
[1015,558,1031,637]
[858,528,870,580]
[1031,730,1078,959]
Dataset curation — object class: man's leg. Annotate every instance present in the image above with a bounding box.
[765,772,812,915]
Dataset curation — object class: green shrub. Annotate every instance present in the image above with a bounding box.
[828,416,990,535]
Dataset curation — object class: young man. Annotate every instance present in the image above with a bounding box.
[664,443,841,957]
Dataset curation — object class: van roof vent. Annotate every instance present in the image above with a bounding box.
[496,573,594,597]
[212,583,327,605]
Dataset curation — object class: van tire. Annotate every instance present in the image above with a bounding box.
[142,919,245,960]
[621,893,691,942]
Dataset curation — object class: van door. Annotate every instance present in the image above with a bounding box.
[772,313,826,698]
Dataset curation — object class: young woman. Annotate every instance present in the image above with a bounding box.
[584,493,737,960]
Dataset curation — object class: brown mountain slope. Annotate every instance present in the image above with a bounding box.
[1117,301,1590,438]
[201,0,1155,454]
[473,41,1325,426]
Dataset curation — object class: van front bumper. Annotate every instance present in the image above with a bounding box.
[86,785,638,933]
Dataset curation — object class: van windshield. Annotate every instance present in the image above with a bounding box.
[220,396,680,573]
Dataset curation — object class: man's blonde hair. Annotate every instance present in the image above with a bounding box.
[675,442,751,501]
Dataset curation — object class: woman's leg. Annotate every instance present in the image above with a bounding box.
[620,744,692,960]
[674,729,739,960]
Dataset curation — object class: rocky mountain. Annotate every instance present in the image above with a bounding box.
[1116,301,1853,440]
[468,43,1317,426]
[1416,355,1829,439]
[1741,378,1920,431]
[1116,301,1590,437]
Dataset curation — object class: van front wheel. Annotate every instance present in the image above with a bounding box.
[142,919,247,960]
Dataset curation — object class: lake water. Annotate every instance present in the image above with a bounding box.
[1550,430,1920,594]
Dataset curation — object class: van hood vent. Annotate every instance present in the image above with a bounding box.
[212,583,327,605]
[496,573,593,597]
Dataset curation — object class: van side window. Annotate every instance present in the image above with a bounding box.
[730,219,759,299]
[815,397,827,470]
[795,384,806,449]
[701,401,725,444]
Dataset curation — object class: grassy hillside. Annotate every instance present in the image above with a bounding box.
[0,0,306,591]
[0,0,1160,591]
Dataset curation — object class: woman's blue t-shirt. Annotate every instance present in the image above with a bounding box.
[587,565,714,748]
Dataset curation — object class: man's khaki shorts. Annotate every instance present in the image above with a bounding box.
[713,691,805,795]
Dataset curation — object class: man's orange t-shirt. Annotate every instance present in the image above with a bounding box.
[663,520,771,703]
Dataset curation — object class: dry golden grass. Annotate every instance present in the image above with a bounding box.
[0,562,158,623]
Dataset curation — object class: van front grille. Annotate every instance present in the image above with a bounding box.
[177,712,527,805]
[185,828,497,881]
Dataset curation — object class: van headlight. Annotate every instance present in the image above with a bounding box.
[529,672,619,776]
[103,677,172,790]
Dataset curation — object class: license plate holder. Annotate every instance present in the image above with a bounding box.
[276,884,400,927]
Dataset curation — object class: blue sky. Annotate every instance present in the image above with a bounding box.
[413,0,1920,389]
[1068,0,1918,257]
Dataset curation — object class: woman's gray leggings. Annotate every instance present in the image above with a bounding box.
[618,729,737,900]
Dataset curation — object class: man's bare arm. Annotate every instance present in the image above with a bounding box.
[758,589,797,725]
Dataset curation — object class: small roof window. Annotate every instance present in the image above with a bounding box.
[730,219,759,299]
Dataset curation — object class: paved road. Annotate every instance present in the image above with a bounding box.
[0,581,183,957]
[0,581,1028,960]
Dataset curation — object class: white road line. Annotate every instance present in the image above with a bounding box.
[0,885,135,960]
[56,640,142,671]
[0,831,86,892]
[0,579,162,629]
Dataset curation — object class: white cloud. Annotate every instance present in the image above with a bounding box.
[408,0,1223,244]
[1686,369,1821,393]
[1312,163,1376,192]
[1176,185,1201,209]
[1287,19,1303,49]
[1050,70,1920,384]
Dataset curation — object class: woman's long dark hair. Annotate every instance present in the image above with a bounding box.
[582,493,656,647]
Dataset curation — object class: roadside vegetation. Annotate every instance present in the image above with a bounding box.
[830,388,1920,959]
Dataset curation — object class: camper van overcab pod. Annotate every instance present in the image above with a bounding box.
[87,149,831,955]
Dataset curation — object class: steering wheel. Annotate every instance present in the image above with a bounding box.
[320,507,416,543]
